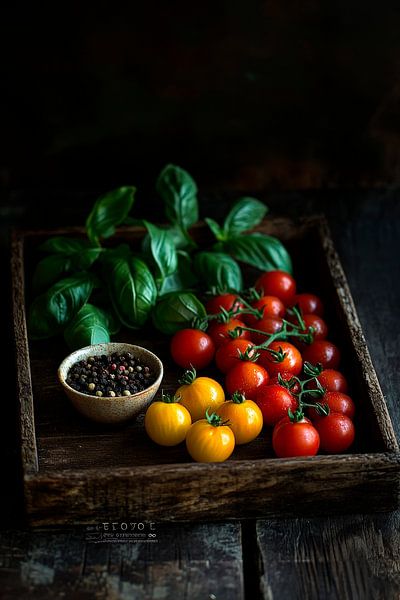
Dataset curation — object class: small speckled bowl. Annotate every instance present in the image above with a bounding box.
[58,343,163,424]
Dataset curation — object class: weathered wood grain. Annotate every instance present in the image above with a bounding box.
[255,513,400,600]
[24,453,400,526]
[11,218,400,524]
[0,523,244,599]
[10,231,38,475]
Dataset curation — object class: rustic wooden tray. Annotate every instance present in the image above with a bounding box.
[11,217,400,526]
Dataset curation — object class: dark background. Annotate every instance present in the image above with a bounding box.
[1,1,400,209]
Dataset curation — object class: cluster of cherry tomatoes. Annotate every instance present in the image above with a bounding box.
[146,270,356,461]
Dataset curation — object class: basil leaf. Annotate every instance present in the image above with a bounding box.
[159,251,198,295]
[39,237,90,254]
[194,251,242,292]
[32,255,72,294]
[204,217,224,241]
[166,225,194,250]
[64,304,111,350]
[28,273,96,340]
[223,197,268,238]
[70,248,103,270]
[142,221,178,284]
[104,253,157,329]
[221,233,292,274]
[156,164,199,230]
[152,292,206,335]
[86,186,136,246]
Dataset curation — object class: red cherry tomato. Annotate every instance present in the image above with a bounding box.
[258,341,303,376]
[255,384,297,427]
[301,340,341,370]
[244,295,285,327]
[302,314,328,340]
[170,329,215,370]
[269,371,301,394]
[250,317,283,345]
[272,419,320,457]
[205,293,244,315]
[208,318,250,349]
[255,270,297,306]
[315,413,355,453]
[316,369,348,393]
[215,339,257,374]
[225,361,269,397]
[309,392,355,421]
[290,293,324,316]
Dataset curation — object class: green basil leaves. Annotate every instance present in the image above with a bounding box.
[86,186,136,246]
[152,292,206,335]
[194,251,242,292]
[156,164,198,242]
[222,197,268,238]
[220,233,293,274]
[28,273,96,339]
[142,221,178,285]
[103,252,157,329]
[28,164,293,350]
[64,304,113,350]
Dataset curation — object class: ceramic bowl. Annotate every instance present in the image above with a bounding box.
[58,342,163,424]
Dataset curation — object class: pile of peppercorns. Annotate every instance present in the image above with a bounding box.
[66,352,156,397]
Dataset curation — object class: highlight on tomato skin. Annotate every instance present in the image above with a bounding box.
[225,361,269,398]
[185,410,235,462]
[255,384,298,427]
[170,328,215,370]
[258,341,303,377]
[254,270,297,306]
[314,413,355,454]
[301,340,341,370]
[216,392,263,445]
[215,338,257,374]
[176,368,225,422]
[144,394,192,447]
[205,293,244,315]
[272,418,320,458]
[208,318,251,349]
[289,293,324,317]
[316,369,348,393]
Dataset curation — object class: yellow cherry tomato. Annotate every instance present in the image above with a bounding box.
[186,410,235,462]
[176,367,225,422]
[145,394,192,446]
[217,392,263,444]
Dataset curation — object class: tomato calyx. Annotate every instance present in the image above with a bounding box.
[263,346,287,364]
[277,372,300,393]
[231,391,247,404]
[160,392,182,404]
[191,317,211,332]
[303,361,323,377]
[205,407,230,427]
[287,407,307,423]
[178,366,198,386]
[238,347,260,363]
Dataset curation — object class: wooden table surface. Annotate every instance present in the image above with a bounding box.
[0,191,399,599]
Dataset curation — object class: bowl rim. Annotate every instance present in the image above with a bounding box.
[58,342,164,401]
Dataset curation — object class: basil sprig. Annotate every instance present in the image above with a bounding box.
[28,165,293,347]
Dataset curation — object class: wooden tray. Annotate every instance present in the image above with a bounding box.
[11,217,400,526]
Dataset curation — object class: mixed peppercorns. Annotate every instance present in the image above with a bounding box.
[66,352,156,397]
